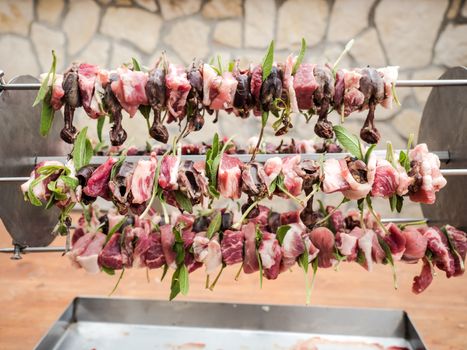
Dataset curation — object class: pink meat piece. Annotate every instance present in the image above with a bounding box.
[402,227,428,262]
[243,222,259,274]
[293,63,318,110]
[71,233,106,274]
[68,232,95,265]
[263,157,282,188]
[130,152,157,204]
[205,237,222,274]
[333,69,345,107]
[202,64,218,106]
[221,230,244,265]
[193,233,209,262]
[408,144,447,204]
[250,64,262,102]
[341,156,376,200]
[396,164,412,196]
[259,232,282,280]
[249,205,270,227]
[412,258,433,294]
[111,66,148,117]
[98,233,123,270]
[303,235,320,262]
[20,161,63,201]
[421,227,455,277]
[371,159,398,198]
[176,214,195,232]
[78,63,99,117]
[336,231,358,261]
[158,155,180,190]
[309,227,335,268]
[280,224,306,271]
[139,232,165,269]
[322,158,350,194]
[166,63,191,123]
[83,157,117,198]
[218,154,243,199]
[160,224,176,269]
[209,71,238,110]
[51,74,64,110]
[326,206,345,233]
[445,225,467,276]
[108,211,125,232]
[342,68,365,116]
[281,155,303,196]
[353,228,384,271]
[87,69,109,119]
[134,231,155,268]
[382,223,406,260]
[377,66,399,109]
[283,54,299,113]
[280,210,301,226]
[121,226,136,268]
[71,227,86,246]
[295,140,315,154]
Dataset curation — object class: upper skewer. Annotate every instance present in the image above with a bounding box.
[2,80,467,91]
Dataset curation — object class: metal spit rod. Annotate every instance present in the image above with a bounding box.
[2,80,467,91]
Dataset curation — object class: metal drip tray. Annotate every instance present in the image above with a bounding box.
[34,297,426,350]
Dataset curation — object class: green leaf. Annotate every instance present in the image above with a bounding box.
[211,134,219,159]
[37,164,65,175]
[207,212,222,240]
[228,60,235,72]
[108,268,125,296]
[173,225,185,266]
[268,179,277,196]
[102,266,115,275]
[292,38,306,75]
[160,264,169,281]
[357,198,364,211]
[33,50,57,107]
[217,54,223,74]
[389,195,397,212]
[39,99,55,137]
[261,111,269,128]
[169,268,181,301]
[378,236,398,289]
[396,195,404,213]
[333,125,363,160]
[174,190,193,213]
[132,57,142,71]
[261,40,275,82]
[27,175,47,206]
[97,116,105,143]
[110,153,127,180]
[61,175,79,190]
[299,248,309,273]
[179,264,189,295]
[364,144,377,165]
[276,225,290,246]
[105,216,127,244]
[72,127,93,170]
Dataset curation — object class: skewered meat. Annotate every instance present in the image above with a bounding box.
[445,225,467,276]
[243,222,259,274]
[341,156,376,200]
[282,54,299,114]
[109,161,134,213]
[209,71,238,111]
[221,229,244,265]
[249,64,263,115]
[61,64,81,143]
[401,227,428,262]
[111,66,148,117]
[280,155,303,197]
[241,162,268,198]
[313,65,334,139]
[78,63,99,118]
[146,67,168,143]
[186,62,205,131]
[166,63,191,123]
[67,232,106,274]
[260,66,282,112]
[133,230,165,269]
[218,154,243,199]
[294,63,318,110]
[178,160,208,204]
[105,73,127,146]
[193,233,222,274]
[309,227,335,268]
[359,68,385,144]
[412,257,433,294]
[158,154,180,190]
[408,144,447,204]
[83,157,116,199]
[233,65,253,118]
[130,152,158,204]
[259,232,282,280]
[160,224,176,269]
[381,223,406,260]
[98,233,123,270]
[280,224,306,271]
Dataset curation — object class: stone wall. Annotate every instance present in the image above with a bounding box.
[0,1,466,215]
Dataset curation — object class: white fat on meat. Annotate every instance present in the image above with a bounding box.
[283,54,299,114]
[218,154,243,199]
[342,156,376,200]
[112,66,149,117]
[263,156,282,188]
[377,66,399,109]
[337,232,358,258]
[88,69,109,119]
[281,155,303,196]
[259,234,277,269]
[281,223,305,271]
[322,158,349,194]
[68,232,106,274]
[409,144,447,204]
[356,228,378,272]
[159,154,180,190]
[130,153,158,204]
[192,233,222,275]
[202,64,218,106]
[342,68,365,116]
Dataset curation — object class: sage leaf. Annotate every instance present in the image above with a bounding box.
[72,127,93,170]
[333,125,363,160]
[292,38,306,75]
[169,268,181,301]
[261,40,275,82]
[105,216,127,244]
[364,144,377,165]
[97,116,105,143]
[39,99,55,137]
[174,190,193,213]
[33,50,56,107]
[101,266,115,276]
[207,212,222,240]
[276,225,290,246]
[179,264,189,295]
